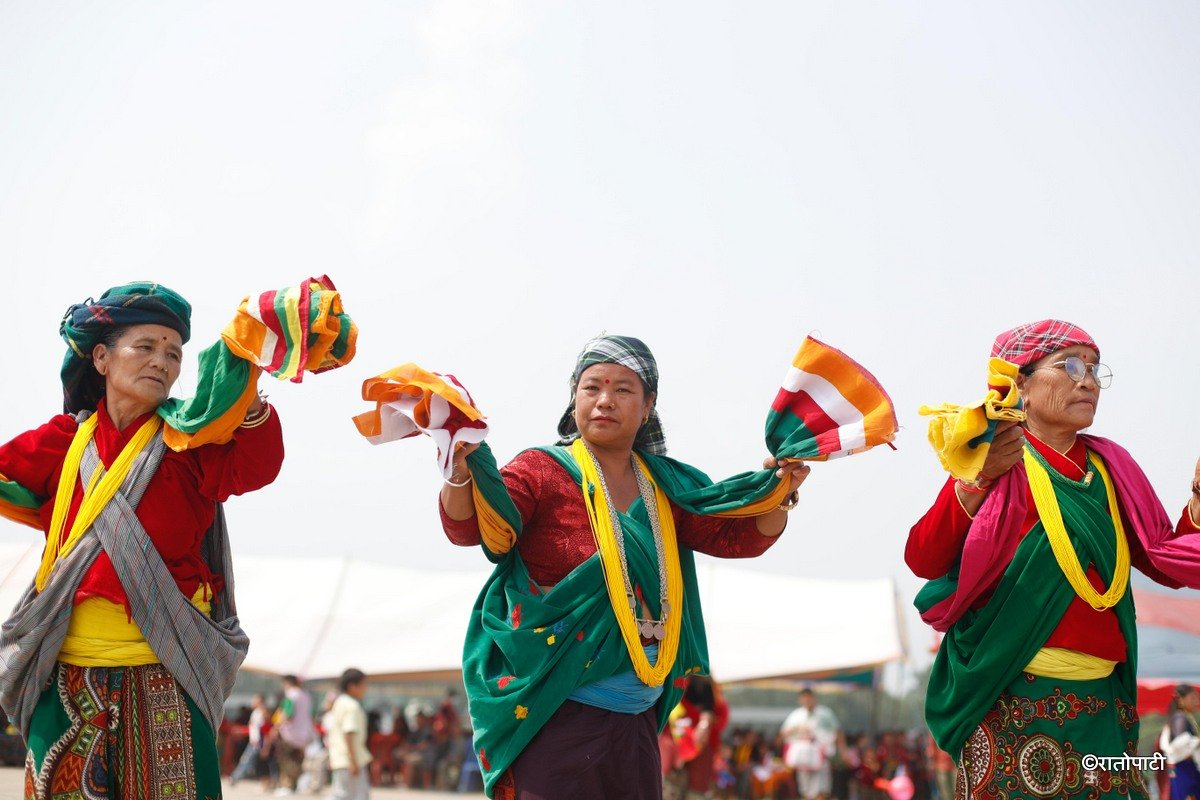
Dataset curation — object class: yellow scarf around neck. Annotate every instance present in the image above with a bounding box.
[1023,448,1130,611]
[36,413,162,592]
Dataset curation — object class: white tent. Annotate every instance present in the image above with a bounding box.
[0,543,906,683]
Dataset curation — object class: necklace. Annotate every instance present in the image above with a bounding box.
[1024,431,1094,487]
[583,442,670,640]
[570,439,683,686]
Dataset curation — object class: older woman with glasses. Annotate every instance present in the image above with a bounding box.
[907,319,1200,800]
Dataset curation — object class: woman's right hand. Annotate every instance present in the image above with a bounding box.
[441,442,481,522]
[448,441,480,484]
[978,422,1025,483]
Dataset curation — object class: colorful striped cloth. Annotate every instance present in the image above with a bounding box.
[917,358,1027,482]
[160,275,357,451]
[768,336,897,461]
[222,276,357,382]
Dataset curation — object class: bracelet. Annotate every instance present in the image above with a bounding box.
[445,473,473,488]
[777,490,800,512]
[239,404,272,429]
[956,478,989,495]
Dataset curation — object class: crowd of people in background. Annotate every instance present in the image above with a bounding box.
[220,675,476,797]
[661,685,941,800]
[217,677,1200,799]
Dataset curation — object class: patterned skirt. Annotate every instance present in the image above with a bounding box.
[23,662,221,800]
[956,672,1148,800]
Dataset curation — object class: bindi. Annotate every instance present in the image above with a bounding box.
[604,379,610,384]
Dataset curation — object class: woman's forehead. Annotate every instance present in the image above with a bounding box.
[578,363,640,383]
[1040,343,1099,363]
[120,323,184,347]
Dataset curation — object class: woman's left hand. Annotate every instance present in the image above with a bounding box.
[764,456,811,493]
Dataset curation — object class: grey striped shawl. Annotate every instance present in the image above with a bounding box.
[0,415,248,739]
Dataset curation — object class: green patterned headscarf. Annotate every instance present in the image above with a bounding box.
[555,334,666,454]
[59,282,192,414]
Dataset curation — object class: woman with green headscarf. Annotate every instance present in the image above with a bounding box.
[439,334,810,800]
[0,282,284,799]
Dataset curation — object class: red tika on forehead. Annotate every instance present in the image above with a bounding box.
[990,319,1099,368]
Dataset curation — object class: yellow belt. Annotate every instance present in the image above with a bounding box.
[58,585,213,667]
[1025,646,1116,680]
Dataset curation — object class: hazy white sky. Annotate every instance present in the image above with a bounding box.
[2,2,1198,666]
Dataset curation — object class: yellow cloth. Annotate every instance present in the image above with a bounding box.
[918,358,1026,481]
[37,414,162,592]
[1024,646,1117,680]
[1024,449,1130,610]
[58,585,213,667]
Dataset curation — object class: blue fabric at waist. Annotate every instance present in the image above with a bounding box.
[568,644,664,714]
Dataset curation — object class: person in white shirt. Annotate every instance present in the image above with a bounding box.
[780,688,840,800]
[328,668,372,800]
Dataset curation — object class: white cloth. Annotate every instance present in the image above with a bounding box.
[1160,722,1200,766]
[781,703,839,798]
[248,706,267,747]
[361,371,488,479]
[780,704,840,769]
[327,693,373,771]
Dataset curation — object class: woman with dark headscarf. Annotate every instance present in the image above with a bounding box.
[439,334,810,800]
[907,319,1200,800]
[0,282,284,799]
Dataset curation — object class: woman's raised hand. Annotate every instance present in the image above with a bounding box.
[763,456,812,493]
[449,441,480,484]
[978,422,1025,483]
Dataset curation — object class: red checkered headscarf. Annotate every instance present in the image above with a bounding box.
[991,319,1099,368]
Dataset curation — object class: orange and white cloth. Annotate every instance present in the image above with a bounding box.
[352,364,489,479]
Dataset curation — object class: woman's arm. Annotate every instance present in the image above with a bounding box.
[905,423,1027,578]
[438,445,541,547]
[0,415,78,499]
[191,404,284,501]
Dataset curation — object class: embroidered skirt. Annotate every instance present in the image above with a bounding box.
[23,662,220,800]
[957,672,1147,800]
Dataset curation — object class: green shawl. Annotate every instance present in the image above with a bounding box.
[462,443,783,797]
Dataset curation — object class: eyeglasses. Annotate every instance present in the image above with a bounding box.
[1032,356,1113,389]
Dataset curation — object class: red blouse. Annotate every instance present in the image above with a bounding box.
[906,433,1199,661]
[440,449,780,586]
[0,399,284,608]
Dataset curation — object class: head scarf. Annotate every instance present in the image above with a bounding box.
[556,334,666,455]
[59,281,192,414]
[990,319,1099,369]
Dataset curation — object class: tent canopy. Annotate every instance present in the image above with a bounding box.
[0,543,906,683]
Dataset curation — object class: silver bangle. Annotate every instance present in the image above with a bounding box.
[445,474,473,488]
